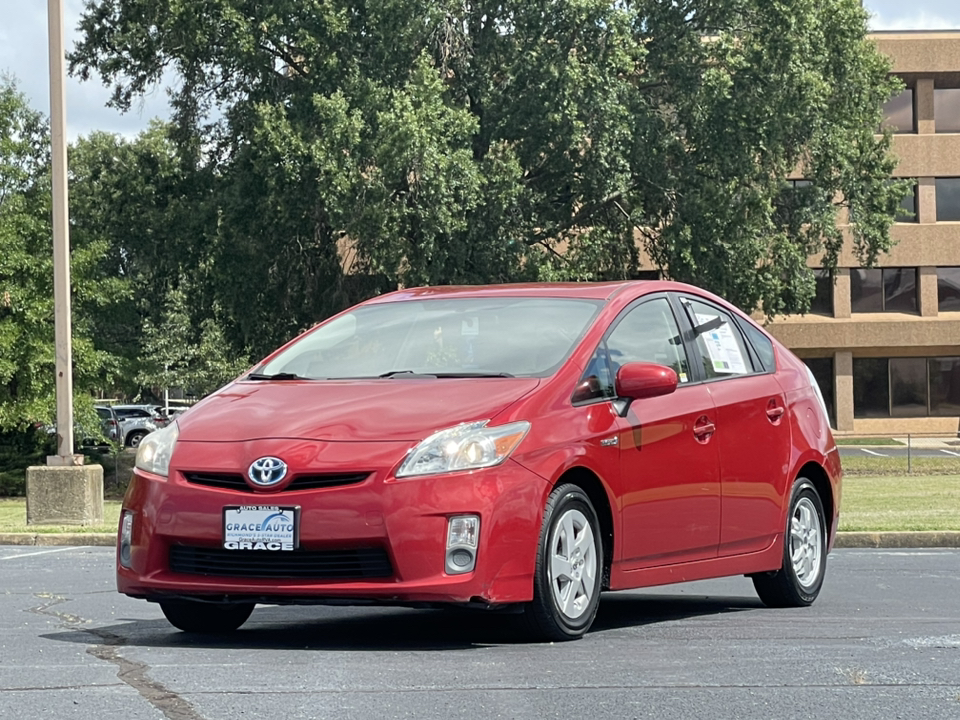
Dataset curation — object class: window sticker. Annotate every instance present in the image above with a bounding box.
[696,313,747,374]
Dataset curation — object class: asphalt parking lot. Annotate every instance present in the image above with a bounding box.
[2,546,959,720]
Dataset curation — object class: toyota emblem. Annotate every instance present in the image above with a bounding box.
[247,457,288,487]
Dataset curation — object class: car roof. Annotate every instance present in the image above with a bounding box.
[364,280,699,304]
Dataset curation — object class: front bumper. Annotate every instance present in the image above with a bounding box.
[117,439,548,606]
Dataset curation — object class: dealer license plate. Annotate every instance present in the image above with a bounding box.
[223,505,300,551]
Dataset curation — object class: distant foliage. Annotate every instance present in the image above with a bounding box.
[0,1,910,439]
[0,427,51,496]
[70,0,905,330]
[0,78,129,431]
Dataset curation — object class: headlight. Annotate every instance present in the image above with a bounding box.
[118,511,134,568]
[396,420,530,478]
[135,421,179,477]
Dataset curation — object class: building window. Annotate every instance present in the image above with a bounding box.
[936,178,960,222]
[853,357,960,418]
[890,358,927,417]
[881,88,914,133]
[929,358,960,416]
[934,88,960,134]
[775,179,813,227]
[939,268,960,312]
[853,358,891,418]
[895,182,917,223]
[810,269,833,315]
[850,268,917,313]
[803,358,835,426]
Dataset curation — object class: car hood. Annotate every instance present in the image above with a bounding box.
[177,378,541,443]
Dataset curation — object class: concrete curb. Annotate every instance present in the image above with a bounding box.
[0,533,115,547]
[833,531,960,549]
[2,532,960,549]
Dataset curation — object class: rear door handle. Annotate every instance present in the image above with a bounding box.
[766,398,785,424]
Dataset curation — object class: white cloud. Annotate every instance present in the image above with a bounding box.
[864,0,960,30]
[870,11,960,31]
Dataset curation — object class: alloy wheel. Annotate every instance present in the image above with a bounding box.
[548,508,598,620]
[789,496,823,590]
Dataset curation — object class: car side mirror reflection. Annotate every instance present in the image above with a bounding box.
[615,362,678,400]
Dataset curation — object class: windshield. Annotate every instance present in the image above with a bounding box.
[253,297,602,379]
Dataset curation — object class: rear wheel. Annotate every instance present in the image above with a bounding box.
[127,430,148,448]
[753,478,827,608]
[524,484,603,641]
[159,600,255,633]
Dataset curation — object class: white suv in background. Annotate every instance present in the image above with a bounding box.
[109,405,160,448]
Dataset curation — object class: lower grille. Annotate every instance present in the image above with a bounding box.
[169,545,393,579]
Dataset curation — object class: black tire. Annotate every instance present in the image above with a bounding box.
[127,430,148,448]
[753,478,827,608]
[159,599,255,633]
[524,484,604,641]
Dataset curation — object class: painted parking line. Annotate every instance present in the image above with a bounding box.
[0,546,82,561]
[940,449,960,457]
[860,448,888,457]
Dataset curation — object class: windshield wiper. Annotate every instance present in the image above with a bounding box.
[430,372,515,378]
[376,370,516,379]
[246,372,304,381]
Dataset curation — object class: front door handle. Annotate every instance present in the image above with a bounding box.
[693,416,715,443]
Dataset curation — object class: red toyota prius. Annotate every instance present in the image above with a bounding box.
[119,281,842,640]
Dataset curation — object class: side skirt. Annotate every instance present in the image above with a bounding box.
[608,534,783,591]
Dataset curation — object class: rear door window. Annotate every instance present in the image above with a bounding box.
[680,298,755,380]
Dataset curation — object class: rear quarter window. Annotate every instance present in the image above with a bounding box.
[739,321,777,373]
[116,409,150,419]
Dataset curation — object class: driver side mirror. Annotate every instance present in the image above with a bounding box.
[615,362,678,400]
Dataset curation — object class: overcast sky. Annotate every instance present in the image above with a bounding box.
[2,0,959,141]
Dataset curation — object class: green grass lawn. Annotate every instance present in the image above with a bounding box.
[1,475,960,534]
[0,498,121,534]
[839,475,960,532]
[840,455,960,476]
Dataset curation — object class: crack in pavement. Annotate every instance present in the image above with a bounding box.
[27,592,206,720]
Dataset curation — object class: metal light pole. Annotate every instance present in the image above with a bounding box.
[47,0,78,466]
[26,0,101,524]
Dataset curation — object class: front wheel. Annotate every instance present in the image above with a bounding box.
[524,484,603,641]
[753,478,827,608]
[159,599,255,633]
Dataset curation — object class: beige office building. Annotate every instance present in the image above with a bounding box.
[767,30,960,436]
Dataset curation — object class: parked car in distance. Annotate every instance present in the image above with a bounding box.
[93,406,120,445]
[43,406,120,450]
[109,406,159,448]
[133,405,193,428]
[118,281,842,640]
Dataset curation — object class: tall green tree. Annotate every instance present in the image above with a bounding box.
[71,0,905,348]
[69,124,213,387]
[137,286,249,398]
[69,123,256,395]
[0,77,125,430]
